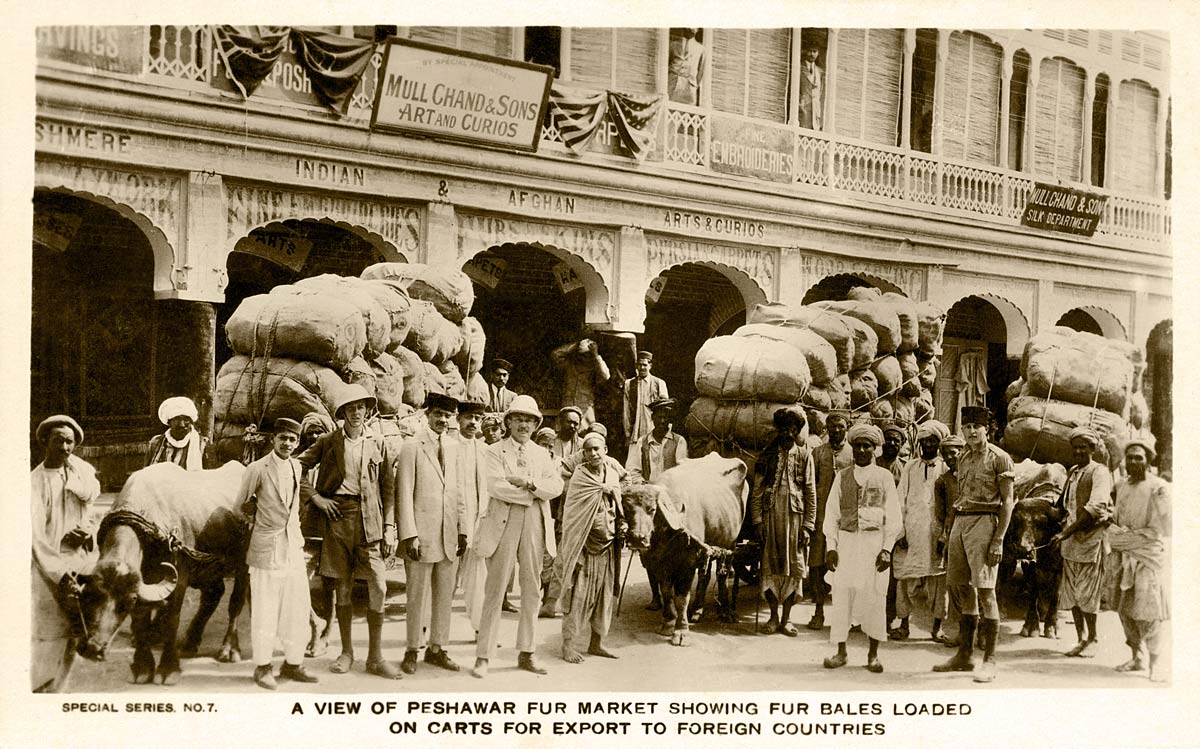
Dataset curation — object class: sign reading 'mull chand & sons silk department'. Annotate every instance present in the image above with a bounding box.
[371,39,553,152]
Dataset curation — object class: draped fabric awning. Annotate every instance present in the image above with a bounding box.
[213,26,376,116]
[549,84,663,161]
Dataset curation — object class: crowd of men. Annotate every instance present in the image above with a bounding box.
[31,350,1171,691]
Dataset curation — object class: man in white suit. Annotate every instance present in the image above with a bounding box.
[239,417,319,690]
[396,393,469,674]
[471,394,564,678]
[455,400,491,637]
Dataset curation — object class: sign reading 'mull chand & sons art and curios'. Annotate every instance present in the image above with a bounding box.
[371,39,554,152]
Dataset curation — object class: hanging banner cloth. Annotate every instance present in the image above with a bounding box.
[549,85,662,161]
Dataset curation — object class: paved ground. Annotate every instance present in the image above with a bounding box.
[63,548,1165,693]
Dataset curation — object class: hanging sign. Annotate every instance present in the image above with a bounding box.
[1020,183,1108,237]
[36,26,145,74]
[33,206,84,253]
[463,254,507,289]
[645,274,668,304]
[232,227,314,272]
[552,262,585,293]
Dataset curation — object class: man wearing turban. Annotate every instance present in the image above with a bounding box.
[146,396,207,470]
[1050,426,1114,658]
[889,420,950,643]
[807,410,853,631]
[821,423,902,673]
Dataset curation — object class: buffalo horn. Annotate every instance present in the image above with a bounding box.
[136,562,178,602]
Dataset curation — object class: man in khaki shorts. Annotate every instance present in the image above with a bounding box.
[933,406,1014,683]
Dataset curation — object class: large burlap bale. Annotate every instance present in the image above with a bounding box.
[872,355,903,397]
[423,361,446,396]
[805,408,826,438]
[1005,395,1128,469]
[214,355,345,425]
[1013,459,1068,501]
[850,369,878,408]
[897,351,922,397]
[281,275,391,360]
[869,399,894,422]
[802,384,833,411]
[822,300,901,354]
[368,352,405,415]
[829,374,851,410]
[694,336,812,402]
[847,286,882,302]
[1129,391,1150,430]
[361,262,475,323]
[452,317,487,381]
[1022,327,1137,416]
[389,345,427,408]
[466,371,489,404]
[341,356,376,397]
[880,292,920,352]
[360,279,413,349]
[226,294,366,369]
[913,389,934,421]
[889,394,915,424]
[917,301,946,357]
[684,396,788,449]
[404,300,464,364]
[1005,377,1026,403]
[747,303,855,374]
[918,357,938,391]
[735,323,837,385]
[438,359,468,400]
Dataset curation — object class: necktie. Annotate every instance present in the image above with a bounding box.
[437,436,445,472]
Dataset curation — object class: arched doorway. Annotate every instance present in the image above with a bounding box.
[801,272,904,305]
[937,295,1028,433]
[32,189,200,486]
[218,219,394,368]
[1145,320,1172,476]
[1056,306,1126,340]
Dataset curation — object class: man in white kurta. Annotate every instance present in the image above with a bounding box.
[455,401,491,636]
[31,415,99,693]
[890,420,949,642]
[822,423,902,673]
[239,417,318,689]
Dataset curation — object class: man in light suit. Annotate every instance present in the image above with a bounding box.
[396,393,469,674]
[623,351,669,445]
[471,394,564,678]
[455,400,491,637]
[298,385,400,679]
[239,417,319,690]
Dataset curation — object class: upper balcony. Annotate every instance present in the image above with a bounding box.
[35,25,1170,255]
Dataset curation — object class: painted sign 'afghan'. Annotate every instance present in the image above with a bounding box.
[371,39,553,152]
[1020,183,1108,237]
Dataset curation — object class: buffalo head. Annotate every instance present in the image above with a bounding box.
[621,483,669,553]
[1005,498,1064,563]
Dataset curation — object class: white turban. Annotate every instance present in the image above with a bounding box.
[916,419,950,442]
[846,423,884,447]
[158,396,198,425]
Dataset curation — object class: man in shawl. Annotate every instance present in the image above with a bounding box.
[807,410,853,630]
[889,420,949,642]
[556,432,625,663]
[750,407,816,636]
[1050,426,1114,658]
[821,423,902,673]
[1106,435,1170,682]
[31,414,100,692]
[146,396,207,469]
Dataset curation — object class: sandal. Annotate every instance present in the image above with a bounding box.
[330,653,354,674]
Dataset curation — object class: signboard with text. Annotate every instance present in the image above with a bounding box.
[708,114,794,183]
[371,39,553,152]
[36,26,145,75]
[1020,183,1108,237]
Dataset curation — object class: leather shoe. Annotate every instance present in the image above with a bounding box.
[517,652,547,675]
[278,663,319,684]
[400,650,419,675]
[254,665,278,690]
[424,649,461,671]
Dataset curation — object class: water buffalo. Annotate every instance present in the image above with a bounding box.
[1002,497,1065,639]
[622,454,748,646]
[78,462,250,685]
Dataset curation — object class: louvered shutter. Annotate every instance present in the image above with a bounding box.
[615,28,659,93]
[408,27,460,47]
[833,29,866,140]
[942,32,1001,164]
[570,27,613,88]
[746,29,790,123]
[712,28,748,115]
[461,27,514,58]
[1113,80,1159,195]
[835,28,902,145]
[1034,58,1084,181]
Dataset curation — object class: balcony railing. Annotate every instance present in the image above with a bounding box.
[46,25,1171,251]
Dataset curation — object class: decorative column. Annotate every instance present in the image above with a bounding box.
[789,28,804,126]
[1104,79,1121,188]
[1082,73,1095,184]
[177,171,228,303]
[423,201,457,267]
[1155,87,1169,196]
[1024,57,1041,174]
[1034,278,1056,335]
[610,226,648,333]
[777,247,805,306]
[824,29,839,133]
[931,30,948,157]
[900,29,916,150]
[999,48,1013,168]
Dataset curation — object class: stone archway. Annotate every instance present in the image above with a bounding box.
[800,272,905,304]
[937,294,1029,431]
[1056,306,1127,340]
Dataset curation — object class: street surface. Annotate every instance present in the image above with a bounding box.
[64,546,1163,693]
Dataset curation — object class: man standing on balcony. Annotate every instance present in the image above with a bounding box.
[668,28,704,106]
[798,43,824,130]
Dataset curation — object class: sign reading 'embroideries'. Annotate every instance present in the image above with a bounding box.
[708,114,794,183]
[1020,183,1108,237]
[371,39,553,152]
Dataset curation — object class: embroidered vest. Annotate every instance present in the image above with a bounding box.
[838,467,886,533]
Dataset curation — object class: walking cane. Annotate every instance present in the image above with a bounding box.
[615,548,635,616]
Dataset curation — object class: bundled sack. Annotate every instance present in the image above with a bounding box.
[466,371,489,404]
[1005,395,1128,469]
[214,355,346,425]
[368,352,406,415]
[362,262,475,323]
[847,286,882,302]
[889,394,915,424]
[1129,391,1150,431]
[452,317,487,381]
[913,389,935,421]
[404,299,464,364]
[818,299,901,354]
[869,399,895,422]
[341,356,376,397]
[210,421,254,465]
[871,355,903,397]
[1013,459,1068,501]
[685,397,789,449]
[360,278,413,349]
[437,359,468,401]
[423,361,447,396]
[388,345,428,408]
[278,275,391,360]
[840,314,879,370]
[897,351,923,397]
[734,323,837,385]
[880,292,920,352]
[916,301,946,357]
[802,384,833,412]
[694,336,812,402]
[829,374,852,410]
[918,357,938,391]
[747,303,855,374]
[850,369,879,409]
[1006,377,1026,403]
[1021,327,1138,416]
[226,293,366,370]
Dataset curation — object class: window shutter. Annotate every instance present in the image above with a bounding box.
[746,28,790,123]
[1113,80,1159,195]
[408,27,460,48]
[942,33,972,160]
[833,29,866,140]
[712,29,748,116]
[570,27,614,88]
[614,28,659,93]
[966,33,1002,164]
[862,29,902,145]
[1034,58,1084,181]
[461,27,514,58]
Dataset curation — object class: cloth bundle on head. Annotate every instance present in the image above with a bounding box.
[1068,425,1101,447]
[158,396,198,425]
[916,419,950,441]
[847,423,884,446]
[1125,433,1157,462]
[301,412,335,435]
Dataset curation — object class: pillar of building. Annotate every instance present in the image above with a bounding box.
[1082,73,1096,184]
[610,225,648,333]
[423,201,458,267]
